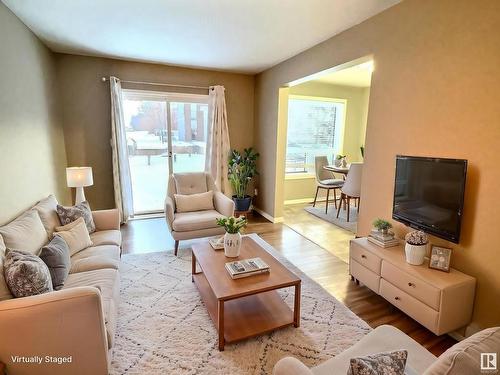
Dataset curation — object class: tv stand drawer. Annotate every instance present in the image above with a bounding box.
[379,279,438,332]
[350,241,381,274]
[381,261,440,310]
[350,259,380,293]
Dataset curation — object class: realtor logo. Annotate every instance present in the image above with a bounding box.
[482,353,498,373]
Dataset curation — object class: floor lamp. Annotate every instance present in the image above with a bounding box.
[66,167,93,204]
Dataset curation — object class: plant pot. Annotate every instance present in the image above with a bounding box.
[232,195,252,212]
[224,232,242,258]
[405,243,427,265]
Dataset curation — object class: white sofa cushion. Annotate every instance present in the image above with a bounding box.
[54,218,93,256]
[172,210,223,232]
[174,190,214,213]
[32,195,60,237]
[423,327,500,375]
[90,230,122,247]
[0,236,13,301]
[63,268,120,349]
[0,210,47,255]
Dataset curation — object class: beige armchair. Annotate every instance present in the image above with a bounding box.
[165,172,235,255]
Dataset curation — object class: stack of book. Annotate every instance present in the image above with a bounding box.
[368,230,400,248]
[225,257,270,279]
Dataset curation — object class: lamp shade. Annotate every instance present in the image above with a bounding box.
[66,167,93,188]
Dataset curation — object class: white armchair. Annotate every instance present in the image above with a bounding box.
[165,172,235,255]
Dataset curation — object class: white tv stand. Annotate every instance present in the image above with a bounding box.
[349,238,476,335]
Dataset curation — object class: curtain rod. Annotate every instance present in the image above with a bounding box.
[101,76,210,90]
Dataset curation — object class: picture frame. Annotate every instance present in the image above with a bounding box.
[429,245,452,272]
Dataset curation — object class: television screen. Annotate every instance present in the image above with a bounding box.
[392,155,467,243]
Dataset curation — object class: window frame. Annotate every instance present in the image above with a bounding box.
[285,94,347,178]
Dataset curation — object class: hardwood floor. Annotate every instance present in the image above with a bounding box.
[284,202,353,263]
[121,213,456,356]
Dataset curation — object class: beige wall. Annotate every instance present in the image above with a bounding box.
[254,0,500,330]
[0,3,69,224]
[284,82,369,202]
[56,55,255,209]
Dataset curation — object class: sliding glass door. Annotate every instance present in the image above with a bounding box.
[122,90,209,215]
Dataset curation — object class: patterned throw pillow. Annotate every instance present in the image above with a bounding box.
[348,350,408,375]
[56,201,96,233]
[39,236,71,290]
[3,249,53,298]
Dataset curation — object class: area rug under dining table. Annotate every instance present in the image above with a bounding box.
[110,233,370,374]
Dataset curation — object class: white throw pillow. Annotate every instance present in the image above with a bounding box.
[0,210,47,255]
[174,190,214,213]
[0,236,13,301]
[54,217,93,256]
[32,194,61,237]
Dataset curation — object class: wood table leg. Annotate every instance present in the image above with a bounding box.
[218,300,225,351]
[191,252,196,282]
[294,282,301,328]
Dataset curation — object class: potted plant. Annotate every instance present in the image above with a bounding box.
[216,216,247,257]
[372,218,392,235]
[334,154,347,168]
[404,230,428,265]
[228,147,259,212]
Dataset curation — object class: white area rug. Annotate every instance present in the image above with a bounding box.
[304,205,358,233]
[110,234,370,374]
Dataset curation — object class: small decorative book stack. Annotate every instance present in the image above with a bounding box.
[368,230,400,248]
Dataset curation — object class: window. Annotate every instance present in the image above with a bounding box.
[122,90,209,214]
[285,95,345,175]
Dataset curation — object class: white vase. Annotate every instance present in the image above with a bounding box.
[224,232,241,258]
[405,243,427,265]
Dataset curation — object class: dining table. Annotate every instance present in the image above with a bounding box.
[323,164,350,175]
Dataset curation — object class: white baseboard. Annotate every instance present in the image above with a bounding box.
[284,198,314,205]
[253,207,284,223]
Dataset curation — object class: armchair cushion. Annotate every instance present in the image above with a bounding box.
[172,210,223,232]
[174,172,208,195]
[174,190,214,213]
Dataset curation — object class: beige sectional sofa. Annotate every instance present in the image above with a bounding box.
[0,195,121,375]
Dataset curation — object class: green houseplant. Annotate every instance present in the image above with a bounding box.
[228,147,259,212]
[216,216,247,257]
[372,218,392,234]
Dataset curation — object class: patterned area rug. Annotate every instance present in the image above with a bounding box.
[110,234,370,374]
[304,205,358,233]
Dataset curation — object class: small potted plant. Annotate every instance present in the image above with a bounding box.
[372,218,392,234]
[228,148,259,212]
[334,154,347,168]
[216,216,247,257]
[404,230,428,265]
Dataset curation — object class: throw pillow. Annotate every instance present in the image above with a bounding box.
[54,218,93,256]
[3,248,53,298]
[348,350,408,375]
[174,190,214,213]
[39,236,71,290]
[0,210,47,255]
[32,194,61,237]
[56,201,96,233]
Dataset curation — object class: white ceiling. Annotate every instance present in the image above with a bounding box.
[2,0,399,74]
[314,61,373,87]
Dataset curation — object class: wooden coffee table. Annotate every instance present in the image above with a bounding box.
[191,236,301,351]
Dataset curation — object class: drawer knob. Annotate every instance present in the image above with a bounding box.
[395,296,401,301]
[361,254,367,259]
[408,282,415,288]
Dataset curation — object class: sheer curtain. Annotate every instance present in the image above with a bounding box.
[205,85,231,194]
[109,76,134,222]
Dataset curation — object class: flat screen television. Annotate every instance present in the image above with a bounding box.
[392,155,467,243]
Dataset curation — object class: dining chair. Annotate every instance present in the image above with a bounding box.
[313,156,344,214]
[336,162,363,222]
